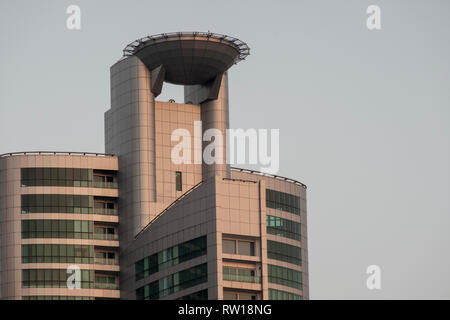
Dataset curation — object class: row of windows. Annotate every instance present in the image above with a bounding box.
[22,194,92,213]
[267,240,302,266]
[268,289,302,300]
[22,168,93,182]
[136,263,208,300]
[223,291,258,300]
[222,238,255,256]
[21,194,117,215]
[22,244,94,264]
[223,267,260,283]
[176,289,208,300]
[266,215,301,241]
[22,220,93,239]
[23,296,95,300]
[22,269,94,289]
[267,264,302,290]
[135,236,207,281]
[266,189,300,215]
[95,275,118,290]
[21,167,117,189]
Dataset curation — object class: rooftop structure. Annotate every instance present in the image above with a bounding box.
[122,32,249,85]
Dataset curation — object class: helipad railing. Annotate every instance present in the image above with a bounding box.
[0,151,116,158]
[123,31,250,62]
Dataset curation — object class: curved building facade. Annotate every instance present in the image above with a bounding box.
[0,32,308,300]
[0,152,119,300]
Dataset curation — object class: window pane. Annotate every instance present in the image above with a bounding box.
[238,241,254,256]
[222,240,236,254]
[223,292,238,300]
[176,171,182,191]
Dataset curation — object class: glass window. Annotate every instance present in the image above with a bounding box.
[222,239,236,254]
[267,240,301,266]
[223,292,238,300]
[21,194,100,215]
[136,263,207,300]
[94,175,104,183]
[223,267,260,283]
[238,293,256,300]
[269,288,302,300]
[176,289,208,300]
[135,236,207,281]
[266,215,301,241]
[176,171,182,191]
[268,264,302,290]
[22,244,94,264]
[266,189,300,215]
[238,241,255,256]
[20,167,117,189]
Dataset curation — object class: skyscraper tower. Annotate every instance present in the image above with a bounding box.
[105,32,308,300]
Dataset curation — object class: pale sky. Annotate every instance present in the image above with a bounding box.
[1,0,449,299]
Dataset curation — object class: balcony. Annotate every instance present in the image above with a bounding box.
[94,233,119,241]
[94,257,119,265]
[20,180,118,189]
[223,273,261,284]
[91,181,118,189]
[94,283,119,290]
[93,208,118,216]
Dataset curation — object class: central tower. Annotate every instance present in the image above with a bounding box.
[105,33,307,301]
[105,31,249,245]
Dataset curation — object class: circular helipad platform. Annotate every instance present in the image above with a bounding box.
[123,32,250,85]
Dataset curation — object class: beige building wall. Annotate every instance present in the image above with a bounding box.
[154,101,202,204]
[126,172,307,300]
[125,178,217,300]
[230,168,309,299]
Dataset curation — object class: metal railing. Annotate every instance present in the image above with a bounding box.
[122,31,250,62]
[0,151,116,158]
[91,181,118,189]
[223,273,261,284]
[94,283,119,290]
[230,167,307,189]
[94,233,119,241]
[93,208,118,216]
[94,258,119,266]
[21,181,118,189]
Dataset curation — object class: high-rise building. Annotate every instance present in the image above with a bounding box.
[0,32,308,300]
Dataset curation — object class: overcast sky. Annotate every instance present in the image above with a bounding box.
[1,0,449,299]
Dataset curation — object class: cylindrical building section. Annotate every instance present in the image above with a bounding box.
[0,152,120,300]
[185,72,231,179]
[199,72,230,179]
[105,56,157,243]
